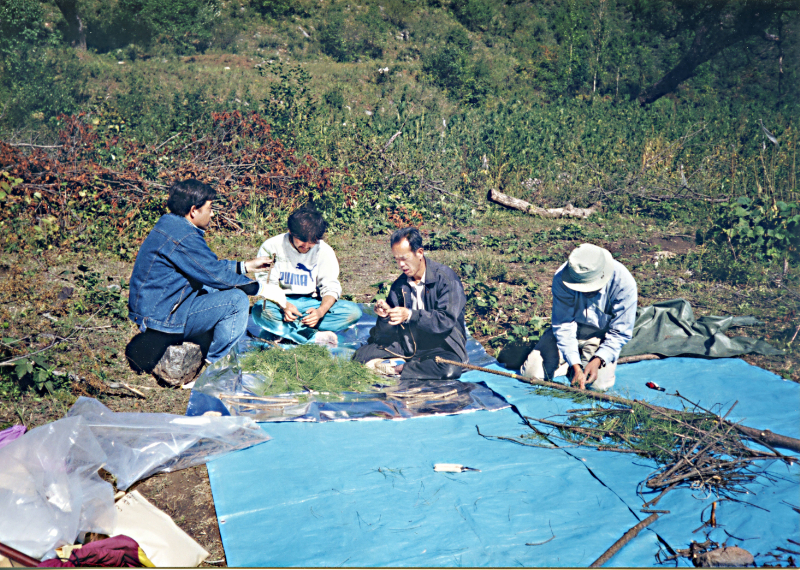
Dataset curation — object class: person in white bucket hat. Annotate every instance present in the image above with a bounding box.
[520,243,637,391]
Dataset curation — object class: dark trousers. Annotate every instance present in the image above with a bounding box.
[353,343,463,380]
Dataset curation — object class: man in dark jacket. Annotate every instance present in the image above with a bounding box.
[353,227,467,379]
[128,179,273,363]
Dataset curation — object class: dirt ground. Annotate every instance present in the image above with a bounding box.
[1,213,797,566]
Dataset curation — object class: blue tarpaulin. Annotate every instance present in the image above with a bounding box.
[205,311,799,567]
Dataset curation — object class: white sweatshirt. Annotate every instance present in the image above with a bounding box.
[255,233,342,304]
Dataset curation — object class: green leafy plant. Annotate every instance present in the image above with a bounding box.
[74,267,129,320]
[12,354,66,395]
[370,280,392,302]
[427,230,469,251]
[704,197,799,261]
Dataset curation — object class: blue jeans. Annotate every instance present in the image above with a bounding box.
[183,288,250,362]
[252,297,363,344]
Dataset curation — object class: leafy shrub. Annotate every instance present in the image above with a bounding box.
[318,7,385,62]
[452,0,496,31]
[323,88,345,109]
[117,0,220,54]
[421,41,488,104]
[427,230,469,250]
[254,0,295,19]
[703,197,799,262]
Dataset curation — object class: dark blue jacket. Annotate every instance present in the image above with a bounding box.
[368,258,468,362]
[128,214,258,334]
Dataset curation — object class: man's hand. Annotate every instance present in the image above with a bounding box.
[386,306,410,326]
[583,356,603,386]
[375,299,390,318]
[244,256,274,273]
[282,302,301,322]
[301,307,326,327]
[570,363,587,390]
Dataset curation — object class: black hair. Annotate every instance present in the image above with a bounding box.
[390,227,423,252]
[166,179,216,216]
[287,205,327,242]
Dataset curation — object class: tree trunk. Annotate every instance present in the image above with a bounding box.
[638,4,778,106]
[53,0,86,50]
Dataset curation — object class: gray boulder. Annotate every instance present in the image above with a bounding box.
[152,342,204,386]
[696,546,754,567]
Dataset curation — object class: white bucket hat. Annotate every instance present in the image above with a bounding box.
[562,243,614,292]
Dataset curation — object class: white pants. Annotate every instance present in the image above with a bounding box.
[520,326,616,391]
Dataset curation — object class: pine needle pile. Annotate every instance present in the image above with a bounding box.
[239,344,392,399]
[522,389,793,499]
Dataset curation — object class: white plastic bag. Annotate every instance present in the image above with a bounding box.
[0,416,116,560]
[67,397,271,490]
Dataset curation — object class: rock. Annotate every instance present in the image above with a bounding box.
[152,342,204,387]
[696,546,754,567]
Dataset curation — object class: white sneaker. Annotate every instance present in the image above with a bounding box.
[365,358,403,377]
[312,331,338,348]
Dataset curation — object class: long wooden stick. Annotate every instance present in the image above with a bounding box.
[589,514,659,567]
[0,540,40,567]
[435,357,800,454]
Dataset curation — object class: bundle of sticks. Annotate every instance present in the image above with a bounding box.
[436,358,799,500]
[529,397,792,498]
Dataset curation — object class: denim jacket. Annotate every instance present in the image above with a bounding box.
[368,258,468,362]
[128,214,258,334]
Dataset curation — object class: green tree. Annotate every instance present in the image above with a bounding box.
[0,0,77,128]
[118,0,220,53]
[632,0,798,105]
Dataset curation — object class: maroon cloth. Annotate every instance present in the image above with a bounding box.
[38,535,144,568]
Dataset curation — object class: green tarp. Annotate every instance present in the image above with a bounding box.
[620,298,783,358]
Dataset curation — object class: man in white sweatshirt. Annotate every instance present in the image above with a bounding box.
[252,205,362,344]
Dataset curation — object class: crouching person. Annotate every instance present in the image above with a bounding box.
[251,205,362,345]
[128,179,274,363]
[521,243,637,391]
[353,227,467,380]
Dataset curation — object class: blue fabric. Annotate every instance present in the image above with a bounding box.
[128,213,257,334]
[207,356,799,567]
[251,297,363,344]
[183,288,250,362]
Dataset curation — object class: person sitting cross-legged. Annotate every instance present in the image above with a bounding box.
[520,243,637,391]
[252,205,362,345]
[353,227,467,380]
[128,179,274,364]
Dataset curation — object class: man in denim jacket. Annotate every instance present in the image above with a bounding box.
[128,179,274,363]
[520,243,637,391]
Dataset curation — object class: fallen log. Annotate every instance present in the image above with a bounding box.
[489,188,599,218]
[435,357,800,453]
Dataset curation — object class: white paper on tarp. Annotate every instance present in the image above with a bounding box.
[0,416,116,560]
[112,491,209,567]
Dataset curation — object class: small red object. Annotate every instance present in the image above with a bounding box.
[646,382,666,392]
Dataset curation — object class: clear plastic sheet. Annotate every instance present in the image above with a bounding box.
[0,416,116,561]
[187,306,506,421]
[66,397,271,490]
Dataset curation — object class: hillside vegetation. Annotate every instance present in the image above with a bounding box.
[0,0,798,402]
